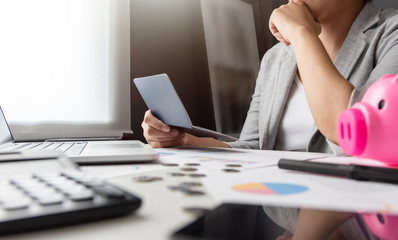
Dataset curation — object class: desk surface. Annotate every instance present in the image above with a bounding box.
[3,148,397,240]
[3,165,216,240]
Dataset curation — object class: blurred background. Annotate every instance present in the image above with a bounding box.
[0,0,396,141]
[130,0,288,141]
[130,0,398,142]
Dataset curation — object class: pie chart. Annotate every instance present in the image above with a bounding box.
[232,182,309,195]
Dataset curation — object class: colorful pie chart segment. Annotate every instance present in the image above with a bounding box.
[232,183,309,195]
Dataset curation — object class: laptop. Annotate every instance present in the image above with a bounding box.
[0,106,159,164]
[134,74,237,141]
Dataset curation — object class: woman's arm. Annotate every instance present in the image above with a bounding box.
[269,2,356,144]
[293,209,354,240]
[293,29,354,144]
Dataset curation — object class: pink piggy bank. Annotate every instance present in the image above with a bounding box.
[361,213,398,240]
[338,74,398,240]
[337,74,398,165]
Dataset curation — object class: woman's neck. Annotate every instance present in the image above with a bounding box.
[319,1,364,61]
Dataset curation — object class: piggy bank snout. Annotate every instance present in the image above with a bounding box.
[337,108,367,156]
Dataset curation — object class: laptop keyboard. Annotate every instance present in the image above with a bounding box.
[3,142,87,155]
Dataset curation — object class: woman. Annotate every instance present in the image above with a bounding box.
[142,0,398,154]
[142,0,398,238]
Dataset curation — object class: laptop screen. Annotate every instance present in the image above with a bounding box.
[0,107,13,144]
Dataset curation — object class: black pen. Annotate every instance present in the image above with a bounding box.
[278,159,398,184]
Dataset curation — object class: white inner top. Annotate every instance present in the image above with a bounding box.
[274,75,315,151]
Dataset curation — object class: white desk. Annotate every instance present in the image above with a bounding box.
[3,148,397,240]
[2,164,218,240]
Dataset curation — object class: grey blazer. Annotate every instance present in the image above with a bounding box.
[228,3,398,155]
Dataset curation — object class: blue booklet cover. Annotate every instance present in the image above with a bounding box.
[134,74,237,141]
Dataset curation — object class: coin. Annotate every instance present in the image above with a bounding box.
[222,168,240,173]
[180,167,198,172]
[182,189,205,196]
[161,163,179,167]
[184,163,201,167]
[167,172,186,177]
[179,182,202,187]
[132,176,163,182]
[188,173,207,178]
[225,164,242,168]
[167,185,190,191]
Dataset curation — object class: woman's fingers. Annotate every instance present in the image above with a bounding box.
[144,125,180,139]
[142,110,187,148]
[274,32,290,46]
[269,1,320,45]
[142,110,170,132]
[145,128,185,142]
[142,110,177,138]
[147,135,186,148]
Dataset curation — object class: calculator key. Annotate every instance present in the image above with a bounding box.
[48,180,79,190]
[2,199,31,210]
[37,195,64,205]
[11,177,34,186]
[17,182,45,191]
[93,186,125,198]
[73,179,105,188]
[62,170,85,179]
[0,179,10,185]
[0,194,27,204]
[0,189,23,199]
[45,178,72,185]
[34,172,60,181]
[71,176,93,182]
[59,185,88,195]
[71,175,105,186]
[68,191,94,201]
[29,189,59,199]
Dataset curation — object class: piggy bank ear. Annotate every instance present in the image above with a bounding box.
[393,75,398,83]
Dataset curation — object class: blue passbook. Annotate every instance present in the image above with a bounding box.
[134,74,237,141]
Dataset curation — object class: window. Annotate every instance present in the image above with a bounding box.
[0,0,131,140]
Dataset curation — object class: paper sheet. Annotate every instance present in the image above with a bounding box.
[156,147,331,171]
[158,147,398,213]
[80,163,164,179]
[82,147,398,214]
[202,162,398,214]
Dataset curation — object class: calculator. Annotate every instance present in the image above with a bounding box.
[0,151,141,235]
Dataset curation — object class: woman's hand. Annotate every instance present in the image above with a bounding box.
[141,110,188,148]
[269,1,321,46]
[141,110,231,149]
